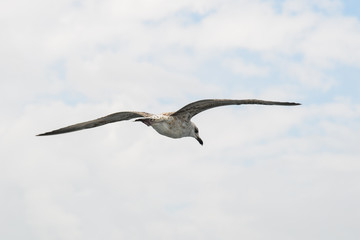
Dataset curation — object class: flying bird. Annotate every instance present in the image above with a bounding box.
[37,99,301,145]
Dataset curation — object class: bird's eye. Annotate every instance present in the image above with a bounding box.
[194,128,199,134]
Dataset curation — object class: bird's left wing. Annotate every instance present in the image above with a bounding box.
[37,111,151,136]
[171,99,301,120]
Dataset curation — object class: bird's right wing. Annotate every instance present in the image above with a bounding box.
[37,111,151,136]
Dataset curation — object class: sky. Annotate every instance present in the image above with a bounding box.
[1,0,360,239]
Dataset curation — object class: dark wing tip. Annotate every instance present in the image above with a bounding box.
[270,101,301,106]
[36,128,73,136]
[287,102,301,106]
[36,131,59,136]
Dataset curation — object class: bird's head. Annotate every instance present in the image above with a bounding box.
[190,122,203,145]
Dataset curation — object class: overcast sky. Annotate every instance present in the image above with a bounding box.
[1,0,360,239]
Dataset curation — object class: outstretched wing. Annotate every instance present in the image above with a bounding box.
[37,111,151,136]
[171,99,301,120]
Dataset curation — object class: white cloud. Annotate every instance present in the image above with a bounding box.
[1,0,360,239]
[300,16,360,67]
[223,58,270,77]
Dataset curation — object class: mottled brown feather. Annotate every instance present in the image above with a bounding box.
[171,99,301,120]
[37,111,151,136]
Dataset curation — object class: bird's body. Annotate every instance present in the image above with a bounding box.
[137,114,194,138]
[37,99,301,145]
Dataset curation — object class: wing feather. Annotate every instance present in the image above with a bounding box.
[171,99,301,120]
[37,111,151,136]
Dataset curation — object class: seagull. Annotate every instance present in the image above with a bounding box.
[37,99,301,145]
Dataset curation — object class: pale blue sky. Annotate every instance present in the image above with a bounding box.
[337,0,360,16]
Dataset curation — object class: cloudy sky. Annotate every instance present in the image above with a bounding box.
[1,0,360,239]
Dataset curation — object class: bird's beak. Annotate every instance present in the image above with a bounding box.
[196,136,203,145]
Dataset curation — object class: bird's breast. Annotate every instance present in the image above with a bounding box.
[151,116,190,139]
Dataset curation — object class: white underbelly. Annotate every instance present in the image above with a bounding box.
[151,121,188,139]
